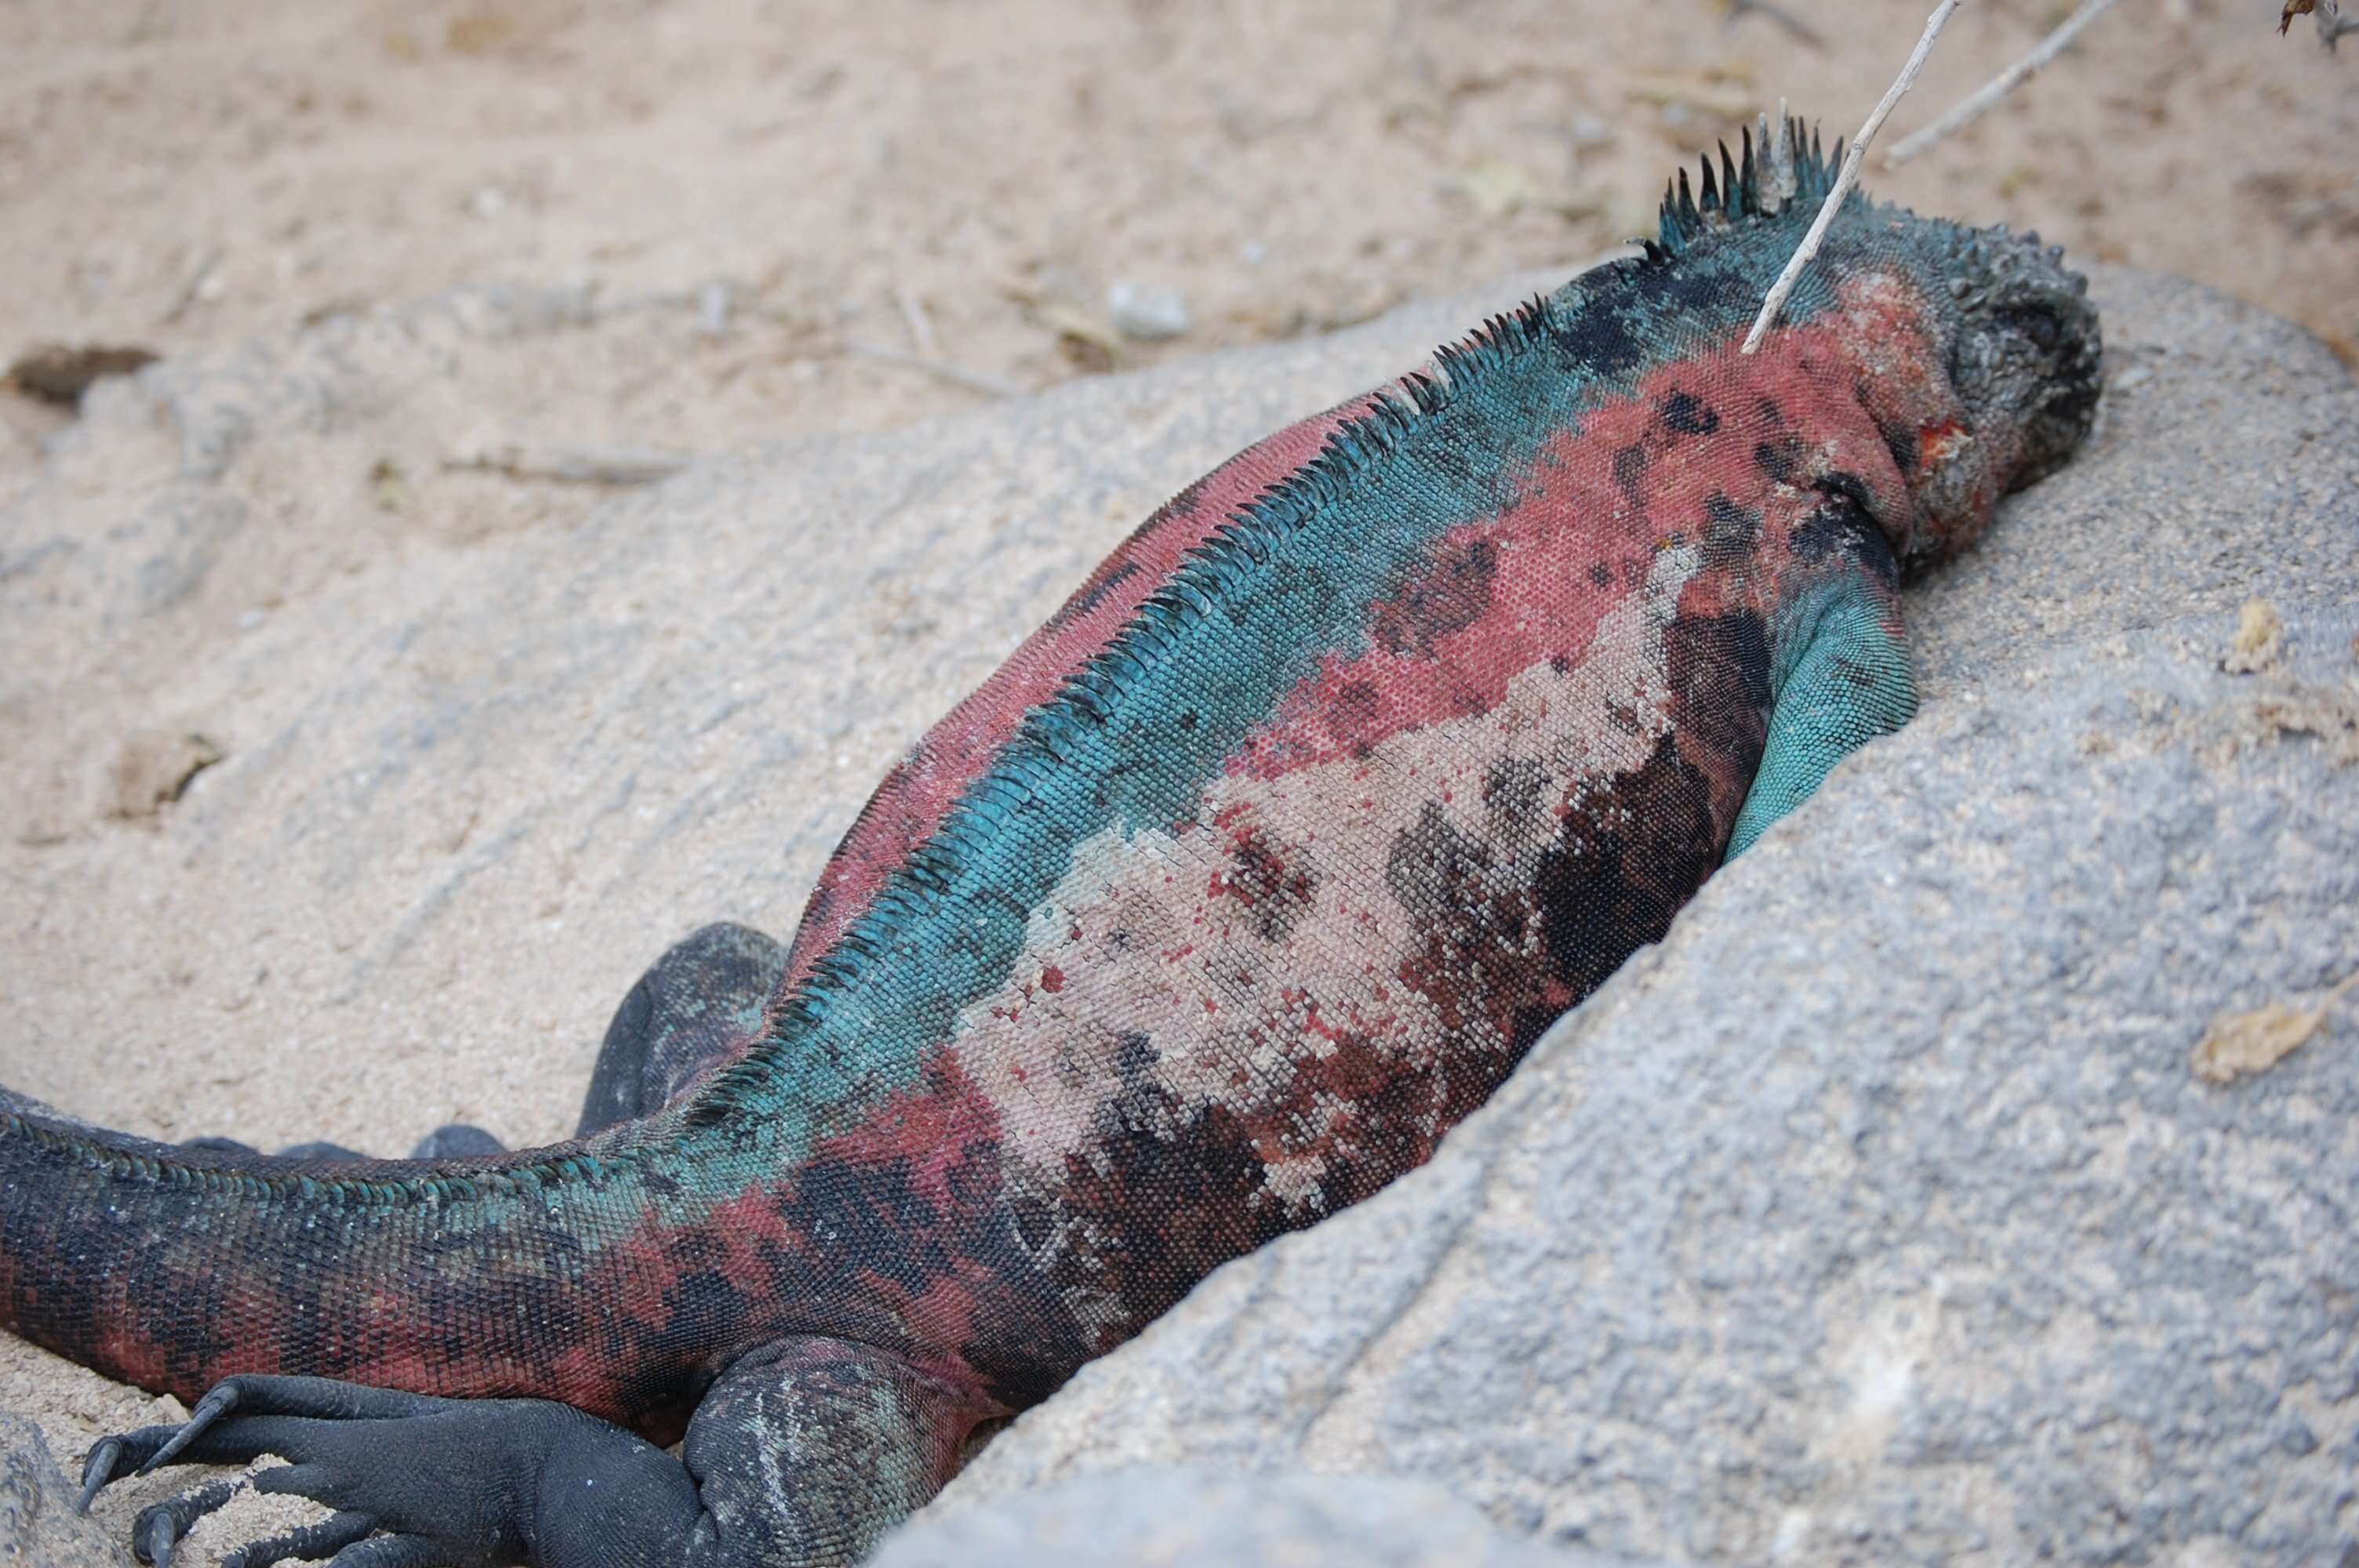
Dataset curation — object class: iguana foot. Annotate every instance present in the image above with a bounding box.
[79,1373,676,1567]
[407,1122,506,1160]
[81,1341,988,1568]
[576,921,786,1135]
[176,1123,505,1163]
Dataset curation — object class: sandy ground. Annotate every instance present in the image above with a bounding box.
[0,0,2354,1560]
[3,2,2354,476]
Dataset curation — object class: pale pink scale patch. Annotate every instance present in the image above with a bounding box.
[778,391,1387,994]
[954,544,1699,1288]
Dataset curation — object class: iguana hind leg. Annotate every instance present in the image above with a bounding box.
[175,923,783,1160]
[83,1338,981,1567]
[576,920,787,1135]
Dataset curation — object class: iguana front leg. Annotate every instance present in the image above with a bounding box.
[1728,485,1917,858]
[82,1337,980,1567]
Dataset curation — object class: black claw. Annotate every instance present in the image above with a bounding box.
[75,1436,122,1513]
[140,1508,177,1568]
[140,1381,239,1475]
[133,1480,240,1567]
[221,1510,377,1568]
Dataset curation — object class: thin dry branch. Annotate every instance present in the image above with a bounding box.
[2281,1,2356,42]
[1888,0,2128,166]
[443,445,695,485]
[1723,0,1827,48]
[1742,0,1966,354]
[844,343,1027,399]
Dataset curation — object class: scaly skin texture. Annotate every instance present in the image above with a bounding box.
[0,115,2100,1567]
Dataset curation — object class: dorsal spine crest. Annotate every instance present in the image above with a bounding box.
[1649,108,1848,261]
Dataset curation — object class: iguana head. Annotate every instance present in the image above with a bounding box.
[1645,112,2104,575]
[1906,219,2104,564]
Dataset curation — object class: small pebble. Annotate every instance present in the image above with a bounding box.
[1107,280,1192,341]
[695,279,735,338]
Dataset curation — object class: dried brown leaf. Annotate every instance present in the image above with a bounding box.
[2192,975,2355,1083]
[6,343,160,409]
[1445,158,1542,222]
[105,730,224,824]
[1033,301,1126,373]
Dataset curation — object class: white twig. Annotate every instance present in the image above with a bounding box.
[1743,0,1967,354]
[894,284,940,361]
[161,248,224,325]
[1887,0,2127,166]
[444,445,694,485]
[844,343,1026,399]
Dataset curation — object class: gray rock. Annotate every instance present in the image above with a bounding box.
[922,274,2359,1564]
[5,261,2354,1566]
[0,1417,118,1568]
[873,1468,1671,1568]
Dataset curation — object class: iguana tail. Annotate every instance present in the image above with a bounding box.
[0,1085,714,1439]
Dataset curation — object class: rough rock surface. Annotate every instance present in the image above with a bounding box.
[0,1417,117,1568]
[919,278,2359,1563]
[3,266,2354,1566]
[871,1468,1670,1568]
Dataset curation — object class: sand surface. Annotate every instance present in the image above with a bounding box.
[2,2,2354,1561]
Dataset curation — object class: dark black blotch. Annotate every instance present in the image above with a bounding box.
[1661,391,1719,436]
[1046,559,1141,631]
[1793,478,1902,588]
[1612,443,1650,505]
[1754,436,1804,482]
[1525,731,1720,1028]
[1666,608,1773,754]
[1374,537,1498,658]
[1011,1194,1056,1253]
[1551,299,1645,377]
[1481,757,1551,847]
[1224,830,1315,942]
[1049,1095,1298,1343]
[1702,493,1760,567]
[650,1268,751,1366]
[1663,264,1746,314]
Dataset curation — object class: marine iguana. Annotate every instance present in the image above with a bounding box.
[1,111,2101,1566]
